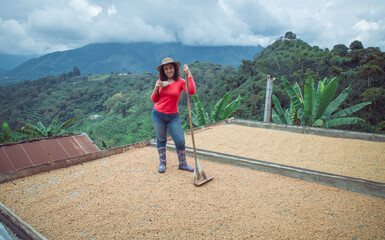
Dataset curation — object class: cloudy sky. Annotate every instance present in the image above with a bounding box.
[0,0,384,55]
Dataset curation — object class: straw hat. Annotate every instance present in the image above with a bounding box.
[157,57,181,72]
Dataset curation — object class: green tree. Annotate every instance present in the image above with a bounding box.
[357,64,384,87]
[104,93,124,114]
[73,66,81,76]
[285,31,297,40]
[0,122,14,143]
[272,77,371,128]
[329,66,343,77]
[350,40,364,51]
[361,87,384,105]
[332,44,348,57]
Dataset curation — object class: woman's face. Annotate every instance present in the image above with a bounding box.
[163,64,174,79]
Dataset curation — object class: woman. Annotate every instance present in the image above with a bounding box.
[151,57,195,173]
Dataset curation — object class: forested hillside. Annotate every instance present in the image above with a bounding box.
[230,32,385,133]
[0,42,262,86]
[1,33,384,148]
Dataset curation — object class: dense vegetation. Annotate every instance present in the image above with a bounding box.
[1,33,384,148]
[226,32,384,133]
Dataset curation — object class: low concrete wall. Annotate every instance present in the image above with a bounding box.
[182,146,385,199]
[230,118,385,142]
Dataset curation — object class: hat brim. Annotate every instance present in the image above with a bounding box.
[157,61,181,72]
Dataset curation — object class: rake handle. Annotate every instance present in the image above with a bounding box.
[184,72,199,169]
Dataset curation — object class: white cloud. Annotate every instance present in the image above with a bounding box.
[353,20,379,32]
[351,19,384,48]
[90,15,176,43]
[69,0,102,21]
[0,18,45,54]
[0,0,384,55]
[256,0,385,49]
[107,5,116,16]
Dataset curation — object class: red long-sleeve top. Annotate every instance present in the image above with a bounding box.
[151,76,196,114]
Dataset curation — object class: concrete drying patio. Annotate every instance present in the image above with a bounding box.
[0,120,384,239]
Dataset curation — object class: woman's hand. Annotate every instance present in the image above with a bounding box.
[183,64,192,77]
[153,81,162,94]
[153,81,168,94]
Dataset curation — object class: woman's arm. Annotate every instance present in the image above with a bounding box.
[183,64,196,95]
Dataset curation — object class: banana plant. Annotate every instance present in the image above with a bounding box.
[192,94,212,126]
[16,114,76,138]
[272,77,371,127]
[211,92,242,123]
[189,92,242,127]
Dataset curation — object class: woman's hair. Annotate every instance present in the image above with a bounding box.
[159,63,180,81]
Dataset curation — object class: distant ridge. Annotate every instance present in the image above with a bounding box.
[0,53,39,71]
[0,42,263,86]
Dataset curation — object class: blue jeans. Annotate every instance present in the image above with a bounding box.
[152,109,185,150]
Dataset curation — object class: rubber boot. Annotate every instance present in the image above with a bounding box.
[158,147,166,173]
[177,149,194,172]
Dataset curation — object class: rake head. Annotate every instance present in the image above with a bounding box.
[193,160,213,186]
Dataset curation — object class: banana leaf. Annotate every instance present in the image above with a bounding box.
[272,110,282,123]
[57,117,76,133]
[328,101,372,120]
[292,109,301,125]
[315,77,338,120]
[281,77,303,113]
[322,86,351,119]
[203,111,211,125]
[324,117,364,128]
[191,111,199,127]
[284,109,291,124]
[37,121,46,132]
[272,95,286,123]
[293,82,304,104]
[312,85,320,124]
[14,129,38,136]
[211,92,230,122]
[323,77,331,86]
[50,114,60,128]
[19,123,46,137]
[317,79,324,93]
[312,119,324,127]
[297,109,306,125]
[192,95,210,126]
[224,95,241,119]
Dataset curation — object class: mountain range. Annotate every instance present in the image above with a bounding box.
[0,42,263,86]
[0,53,39,75]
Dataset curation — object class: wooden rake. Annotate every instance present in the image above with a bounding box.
[184,71,213,186]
